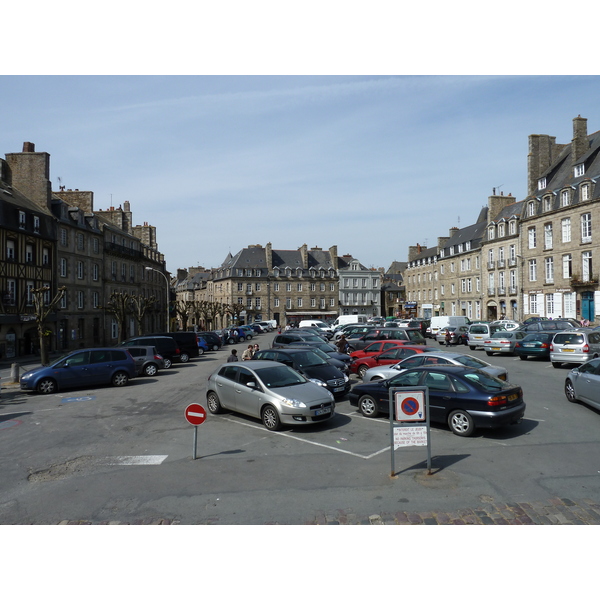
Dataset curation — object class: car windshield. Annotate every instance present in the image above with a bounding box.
[256,366,306,388]
[453,355,488,369]
[463,370,511,391]
[293,351,327,367]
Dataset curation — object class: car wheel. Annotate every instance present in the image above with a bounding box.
[519,355,527,361]
[228,338,235,345]
[212,344,220,351]
[37,377,57,394]
[112,371,129,387]
[246,334,252,340]
[261,405,281,431]
[565,379,578,403]
[239,336,245,343]
[197,347,205,356]
[143,363,158,376]
[179,352,190,363]
[163,358,173,369]
[469,345,476,350]
[358,395,379,418]
[485,351,494,356]
[207,391,223,414]
[448,410,475,437]
[358,365,370,379]
[551,362,560,368]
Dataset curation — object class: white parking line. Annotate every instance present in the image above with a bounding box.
[221,417,386,459]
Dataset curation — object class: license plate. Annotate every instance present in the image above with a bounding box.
[562,348,575,352]
[508,393,518,401]
[315,407,331,416]
[523,343,535,347]
[333,386,344,393]
[492,347,501,351]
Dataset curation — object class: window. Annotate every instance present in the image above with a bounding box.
[529,259,537,282]
[574,164,585,177]
[543,196,552,212]
[544,223,553,250]
[274,298,280,307]
[25,244,34,263]
[582,251,593,282]
[274,283,279,292]
[60,228,68,246]
[77,261,84,279]
[581,213,592,242]
[529,294,538,315]
[296,283,302,292]
[527,201,536,216]
[545,257,554,283]
[26,281,34,305]
[286,283,291,292]
[561,190,570,207]
[562,218,571,243]
[33,216,40,232]
[509,220,516,235]
[297,298,302,308]
[77,291,85,309]
[19,211,26,229]
[77,233,84,251]
[60,258,67,277]
[528,226,536,249]
[6,279,16,305]
[581,184,590,202]
[546,293,554,315]
[93,292,99,308]
[488,226,495,240]
[42,248,50,265]
[6,240,15,260]
[563,254,572,279]
[93,238,99,254]
[538,178,546,190]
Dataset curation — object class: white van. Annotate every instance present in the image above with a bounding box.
[298,319,333,333]
[427,316,470,339]
[332,315,368,328]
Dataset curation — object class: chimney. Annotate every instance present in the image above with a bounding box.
[572,115,588,164]
[299,243,308,269]
[449,227,459,238]
[266,242,273,272]
[329,245,338,268]
[487,194,515,222]
[5,142,53,212]
[527,133,557,196]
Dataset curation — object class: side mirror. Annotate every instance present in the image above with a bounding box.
[246,381,257,389]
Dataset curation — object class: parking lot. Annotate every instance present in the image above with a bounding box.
[1,330,600,524]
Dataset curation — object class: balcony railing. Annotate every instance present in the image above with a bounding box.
[487,261,495,270]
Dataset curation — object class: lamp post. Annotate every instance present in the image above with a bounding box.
[145,266,170,332]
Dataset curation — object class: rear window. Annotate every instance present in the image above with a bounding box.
[463,370,512,391]
[553,333,585,344]
[491,331,512,339]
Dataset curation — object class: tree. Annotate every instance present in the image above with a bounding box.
[31,286,66,366]
[174,299,194,331]
[103,292,131,343]
[129,294,157,336]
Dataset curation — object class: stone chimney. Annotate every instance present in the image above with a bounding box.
[5,142,52,212]
[54,189,94,213]
[266,242,273,272]
[527,133,558,196]
[329,245,338,269]
[449,227,460,238]
[299,243,308,269]
[437,236,450,248]
[177,268,188,280]
[408,245,426,262]
[571,115,589,165]
[487,193,515,222]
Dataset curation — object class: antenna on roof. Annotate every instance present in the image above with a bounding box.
[494,184,503,195]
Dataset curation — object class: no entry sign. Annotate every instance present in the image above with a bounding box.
[185,403,207,426]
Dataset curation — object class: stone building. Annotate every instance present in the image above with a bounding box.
[520,116,600,322]
[337,254,382,318]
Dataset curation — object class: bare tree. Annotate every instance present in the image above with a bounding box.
[103,292,131,343]
[129,294,157,336]
[174,299,194,331]
[31,286,66,366]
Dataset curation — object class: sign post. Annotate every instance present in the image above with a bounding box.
[184,403,207,459]
[389,387,431,477]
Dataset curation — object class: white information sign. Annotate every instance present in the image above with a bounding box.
[394,426,428,449]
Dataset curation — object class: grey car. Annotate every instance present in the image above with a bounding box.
[125,345,165,376]
[565,358,600,411]
[482,331,528,356]
[363,351,509,382]
[550,329,600,368]
[206,360,335,431]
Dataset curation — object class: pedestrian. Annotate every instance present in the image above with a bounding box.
[242,345,254,360]
[445,330,451,346]
[253,344,259,354]
[227,348,239,362]
[336,334,349,354]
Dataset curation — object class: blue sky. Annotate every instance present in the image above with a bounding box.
[2,75,600,274]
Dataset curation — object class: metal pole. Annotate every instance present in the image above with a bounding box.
[193,426,198,460]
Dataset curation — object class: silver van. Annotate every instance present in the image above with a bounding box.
[550,329,600,368]
[467,323,507,350]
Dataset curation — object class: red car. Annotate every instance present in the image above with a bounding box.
[350,345,437,378]
[349,340,411,361]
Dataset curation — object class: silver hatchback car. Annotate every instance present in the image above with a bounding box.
[206,360,335,430]
[550,329,600,368]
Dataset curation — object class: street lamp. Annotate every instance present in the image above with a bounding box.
[145,266,170,332]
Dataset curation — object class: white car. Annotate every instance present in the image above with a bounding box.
[491,320,521,331]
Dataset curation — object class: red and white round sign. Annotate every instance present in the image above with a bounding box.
[185,403,207,425]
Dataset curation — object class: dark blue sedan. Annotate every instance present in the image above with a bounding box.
[348,365,525,436]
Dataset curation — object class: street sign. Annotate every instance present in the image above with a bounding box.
[184,403,207,426]
[395,390,425,421]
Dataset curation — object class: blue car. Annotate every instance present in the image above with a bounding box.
[197,337,209,354]
[19,348,137,394]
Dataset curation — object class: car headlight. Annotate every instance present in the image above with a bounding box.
[280,398,307,408]
[20,373,33,381]
[309,378,327,387]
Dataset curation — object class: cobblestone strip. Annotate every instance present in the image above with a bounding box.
[49,497,600,524]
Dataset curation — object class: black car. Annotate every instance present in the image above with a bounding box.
[197,331,223,351]
[517,319,580,333]
[252,347,351,398]
[119,335,180,368]
[348,365,525,437]
[148,331,200,362]
[272,333,328,347]
[285,340,353,366]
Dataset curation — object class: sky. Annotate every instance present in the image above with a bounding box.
[4,74,600,276]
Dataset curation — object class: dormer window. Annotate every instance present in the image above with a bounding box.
[543,196,552,212]
[574,164,585,178]
[508,220,516,235]
[498,223,505,237]
[19,211,26,229]
[581,183,590,202]
[488,226,495,240]
[527,201,536,217]
[561,189,570,207]
[538,177,547,190]
[33,216,40,233]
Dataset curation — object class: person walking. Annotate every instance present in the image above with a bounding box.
[227,349,239,362]
[445,330,452,346]
[336,334,349,354]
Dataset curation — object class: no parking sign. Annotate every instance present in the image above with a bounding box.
[394,391,426,422]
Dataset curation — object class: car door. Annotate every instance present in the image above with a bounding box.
[88,349,116,385]
[234,367,262,418]
[56,351,93,389]
[422,371,458,424]
[214,365,241,409]
[573,361,600,405]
